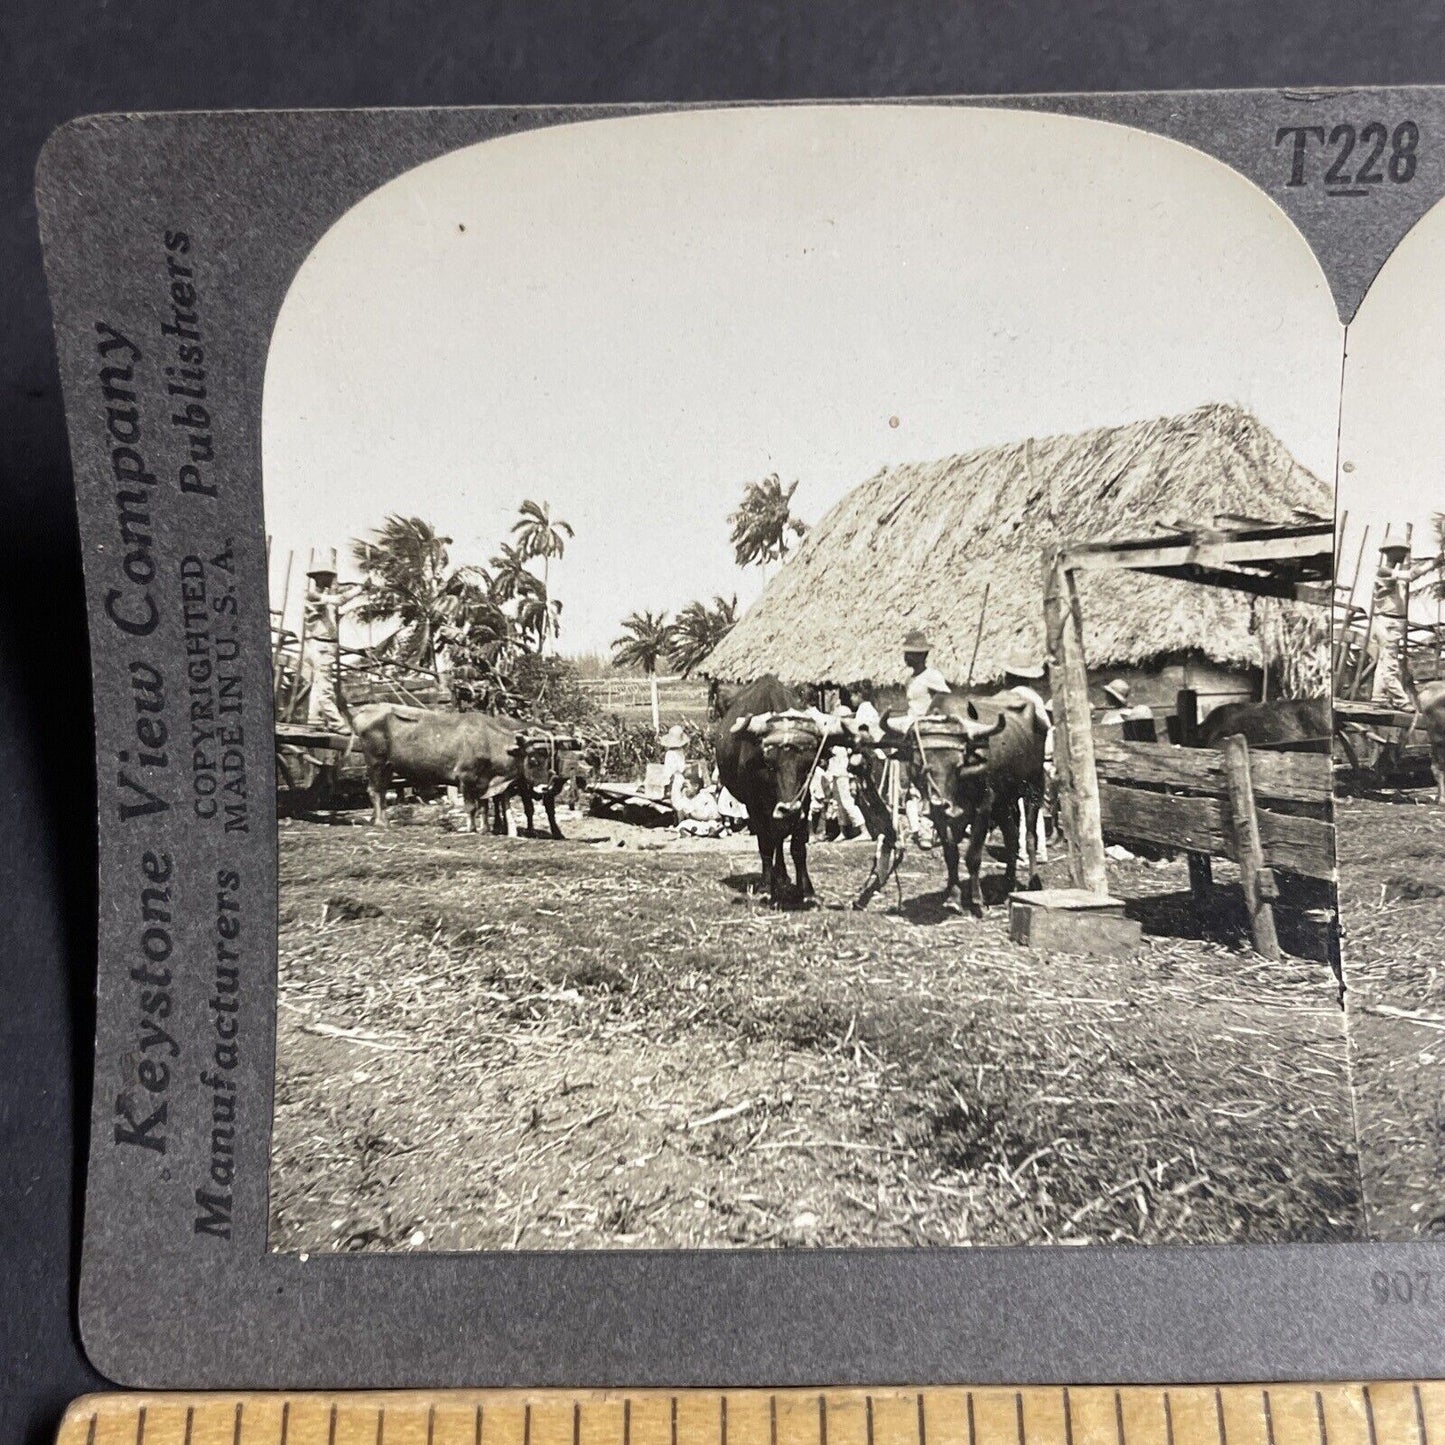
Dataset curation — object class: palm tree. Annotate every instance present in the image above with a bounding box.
[487,541,541,605]
[1430,513,1445,601]
[350,516,503,678]
[612,609,673,729]
[669,594,739,676]
[728,473,807,572]
[512,499,574,652]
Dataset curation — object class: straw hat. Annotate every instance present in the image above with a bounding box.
[902,628,932,653]
[1380,541,1411,562]
[1005,648,1045,680]
[1103,678,1131,705]
[306,566,338,588]
[659,725,689,749]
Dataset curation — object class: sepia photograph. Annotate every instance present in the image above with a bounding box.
[260,105,1359,1255]
[1333,195,1445,1242]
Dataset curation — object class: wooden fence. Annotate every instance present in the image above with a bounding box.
[1094,737,1334,959]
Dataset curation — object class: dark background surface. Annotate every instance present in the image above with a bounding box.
[3,4,1444,1444]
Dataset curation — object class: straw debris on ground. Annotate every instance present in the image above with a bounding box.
[1337,792,1445,1239]
[270,805,1360,1253]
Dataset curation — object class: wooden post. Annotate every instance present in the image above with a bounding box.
[1175,688,1214,914]
[1220,733,1281,961]
[1347,528,1381,701]
[1333,522,1370,695]
[1043,549,1107,894]
[271,549,294,704]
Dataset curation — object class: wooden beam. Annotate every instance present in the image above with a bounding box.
[1128,563,1327,601]
[1098,783,1227,854]
[1060,527,1333,575]
[1221,735,1281,961]
[1093,740,1332,810]
[1043,549,1108,894]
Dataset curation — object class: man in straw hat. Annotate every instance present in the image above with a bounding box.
[658,723,691,790]
[1371,538,1443,708]
[300,565,355,731]
[1002,647,1050,732]
[1098,676,1153,729]
[1002,648,1053,864]
[902,628,951,718]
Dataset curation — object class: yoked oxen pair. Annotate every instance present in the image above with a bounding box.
[854,693,1047,915]
[714,675,846,906]
[349,703,574,835]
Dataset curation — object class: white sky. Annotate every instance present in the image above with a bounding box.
[1338,194,1445,614]
[263,104,1343,656]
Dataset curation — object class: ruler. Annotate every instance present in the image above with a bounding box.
[56,1386,1444,1445]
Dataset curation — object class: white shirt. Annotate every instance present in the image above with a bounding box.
[1007,683,1051,733]
[906,666,951,717]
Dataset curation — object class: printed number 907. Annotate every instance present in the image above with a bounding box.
[1372,1270,1435,1305]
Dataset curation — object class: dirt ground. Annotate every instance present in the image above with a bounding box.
[1336,791,1445,1239]
[270,803,1361,1253]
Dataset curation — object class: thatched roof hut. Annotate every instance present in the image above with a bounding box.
[704,403,1330,691]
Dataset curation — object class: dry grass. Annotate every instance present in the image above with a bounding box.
[270,807,1359,1254]
[1337,791,1445,1239]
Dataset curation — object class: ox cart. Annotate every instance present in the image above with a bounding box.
[275,721,369,814]
[1333,698,1440,791]
[1044,517,1336,961]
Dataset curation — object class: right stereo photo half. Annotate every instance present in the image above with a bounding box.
[1336,199,1445,1241]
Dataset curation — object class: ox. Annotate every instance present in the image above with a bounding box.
[1402,677,1445,804]
[854,694,1046,915]
[349,703,565,833]
[714,675,843,905]
[1196,698,1331,752]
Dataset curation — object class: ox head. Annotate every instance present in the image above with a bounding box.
[508,729,582,791]
[885,704,1005,820]
[730,707,842,821]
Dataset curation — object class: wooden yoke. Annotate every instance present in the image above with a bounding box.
[1042,547,1108,895]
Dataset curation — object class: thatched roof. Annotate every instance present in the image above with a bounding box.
[704,403,1329,687]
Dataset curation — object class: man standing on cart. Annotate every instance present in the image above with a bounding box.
[301,566,356,731]
[1371,539,1443,709]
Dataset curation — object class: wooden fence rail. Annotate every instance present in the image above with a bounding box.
[1093,737,1335,959]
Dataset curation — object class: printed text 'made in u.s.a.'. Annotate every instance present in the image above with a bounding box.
[182,546,248,833]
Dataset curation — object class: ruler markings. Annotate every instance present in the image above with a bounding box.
[51,1386,1445,1445]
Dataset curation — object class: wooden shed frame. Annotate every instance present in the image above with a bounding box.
[1042,519,1335,956]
